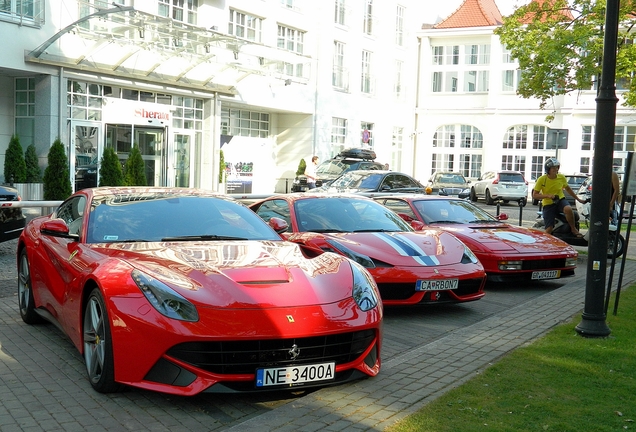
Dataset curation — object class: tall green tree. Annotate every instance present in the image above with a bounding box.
[43,138,72,200]
[99,147,124,186]
[495,0,636,116]
[24,144,42,183]
[4,134,27,184]
[124,145,147,186]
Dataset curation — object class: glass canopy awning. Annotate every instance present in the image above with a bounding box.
[25,5,311,96]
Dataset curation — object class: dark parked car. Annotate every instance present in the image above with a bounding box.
[426,171,470,199]
[0,185,26,242]
[317,170,426,194]
[291,148,384,192]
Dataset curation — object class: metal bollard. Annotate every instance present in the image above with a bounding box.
[496,200,501,216]
[518,199,523,226]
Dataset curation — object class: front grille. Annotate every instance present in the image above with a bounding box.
[521,258,567,270]
[166,330,376,375]
[377,277,483,301]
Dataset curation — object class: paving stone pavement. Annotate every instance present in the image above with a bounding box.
[1,232,635,431]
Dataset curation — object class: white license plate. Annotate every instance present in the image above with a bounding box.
[531,270,560,280]
[416,279,458,291]
[255,362,335,388]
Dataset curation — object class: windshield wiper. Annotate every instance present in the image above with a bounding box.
[466,220,503,224]
[351,228,399,232]
[161,235,249,241]
[428,220,463,224]
[307,229,346,233]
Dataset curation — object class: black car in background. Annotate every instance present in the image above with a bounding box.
[291,148,385,192]
[316,170,426,194]
[0,185,26,242]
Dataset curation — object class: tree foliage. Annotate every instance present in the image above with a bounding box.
[495,0,636,114]
[43,138,72,200]
[4,134,26,184]
[99,147,124,186]
[219,149,225,183]
[296,158,306,176]
[124,145,147,186]
[24,144,42,183]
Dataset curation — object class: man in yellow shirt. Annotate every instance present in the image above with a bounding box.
[532,158,586,236]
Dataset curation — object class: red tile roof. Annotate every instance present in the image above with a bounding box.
[433,0,503,29]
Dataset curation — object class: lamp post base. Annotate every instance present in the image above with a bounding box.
[575,315,611,338]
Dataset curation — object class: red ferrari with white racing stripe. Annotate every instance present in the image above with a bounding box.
[17,188,382,395]
[373,194,578,282]
[249,194,486,305]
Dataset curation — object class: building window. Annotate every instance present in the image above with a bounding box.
[229,9,262,42]
[1,0,43,25]
[431,153,454,172]
[394,60,404,99]
[392,127,403,171]
[280,0,296,10]
[502,47,515,64]
[533,126,547,150]
[15,77,35,149]
[363,0,373,35]
[331,117,347,148]
[464,71,489,92]
[432,72,442,92]
[334,0,346,25]
[582,126,593,151]
[503,126,527,149]
[395,5,404,46]
[433,125,455,148]
[459,154,482,178]
[502,70,523,92]
[531,156,547,181]
[502,155,526,172]
[614,126,636,151]
[432,46,443,65]
[460,125,483,148]
[361,122,374,148]
[580,157,591,174]
[277,25,305,77]
[361,50,373,94]
[221,108,269,138]
[446,45,460,65]
[333,41,347,90]
[67,80,103,121]
[173,97,203,130]
[465,44,490,65]
[159,0,197,24]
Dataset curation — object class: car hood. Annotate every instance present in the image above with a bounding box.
[434,223,574,254]
[290,230,469,266]
[92,241,354,309]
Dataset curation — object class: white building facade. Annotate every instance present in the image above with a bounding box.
[414,1,636,188]
[0,0,420,193]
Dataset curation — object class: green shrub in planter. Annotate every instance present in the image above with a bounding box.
[24,144,42,183]
[124,145,147,186]
[219,149,225,184]
[99,147,124,186]
[43,138,72,200]
[296,158,306,177]
[4,134,27,184]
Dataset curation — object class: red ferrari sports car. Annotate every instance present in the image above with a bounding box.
[249,193,486,306]
[17,187,382,395]
[372,194,578,282]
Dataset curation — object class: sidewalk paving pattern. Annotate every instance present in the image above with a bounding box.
[1,234,634,431]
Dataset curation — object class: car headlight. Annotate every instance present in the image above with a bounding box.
[326,239,375,268]
[461,245,479,264]
[350,262,379,312]
[132,269,199,322]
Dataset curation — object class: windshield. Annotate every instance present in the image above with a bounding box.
[316,160,349,176]
[294,197,413,233]
[87,194,282,243]
[412,199,499,224]
[329,172,383,190]
[436,174,467,184]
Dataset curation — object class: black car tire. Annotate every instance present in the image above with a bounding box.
[485,189,494,205]
[83,288,122,393]
[17,249,44,325]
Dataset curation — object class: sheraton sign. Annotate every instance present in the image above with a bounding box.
[135,108,170,120]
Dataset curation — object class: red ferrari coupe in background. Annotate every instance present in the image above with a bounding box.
[249,193,486,306]
[373,194,578,282]
[17,188,382,395]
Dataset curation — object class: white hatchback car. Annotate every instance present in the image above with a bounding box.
[469,171,528,206]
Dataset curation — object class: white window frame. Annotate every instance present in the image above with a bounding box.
[158,0,197,24]
[395,5,404,46]
[229,9,262,42]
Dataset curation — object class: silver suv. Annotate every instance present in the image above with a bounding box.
[470,171,528,206]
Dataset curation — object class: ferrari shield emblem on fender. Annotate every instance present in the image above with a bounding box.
[286,315,295,323]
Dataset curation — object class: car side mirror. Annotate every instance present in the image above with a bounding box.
[410,220,425,231]
[496,213,509,221]
[268,217,289,234]
[40,218,79,241]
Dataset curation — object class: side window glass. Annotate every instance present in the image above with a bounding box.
[256,199,291,226]
[54,196,86,236]
[383,199,416,219]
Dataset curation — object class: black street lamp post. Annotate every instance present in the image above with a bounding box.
[575,0,620,337]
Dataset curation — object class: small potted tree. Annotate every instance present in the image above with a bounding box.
[124,145,147,186]
[4,134,26,185]
[43,138,72,201]
[99,147,124,186]
[23,143,44,200]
